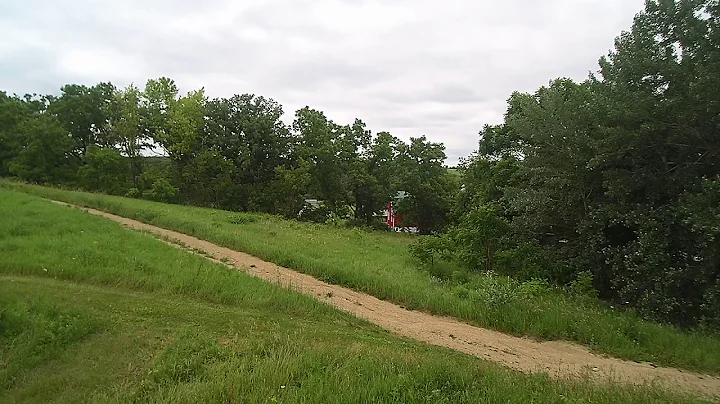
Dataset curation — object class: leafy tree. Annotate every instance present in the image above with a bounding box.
[48,82,118,162]
[180,148,239,208]
[292,107,349,215]
[0,92,32,176]
[141,77,179,152]
[77,146,131,195]
[165,89,207,163]
[450,204,511,271]
[452,0,720,326]
[267,161,313,218]
[143,177,179,203]
[205,94,290,211]
[366,131,404,218]
[395,136,457,234]
[455,144,519,218]
[9,115,78,184]
[113,84,149,187]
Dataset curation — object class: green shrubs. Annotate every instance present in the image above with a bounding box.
[143,177,179,203]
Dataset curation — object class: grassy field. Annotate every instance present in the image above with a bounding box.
[0,189,700,403]
[3,181,720,376]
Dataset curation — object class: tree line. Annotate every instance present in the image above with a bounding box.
[415,0,719,328]
[0,79,457,232]
[1,0,718,328]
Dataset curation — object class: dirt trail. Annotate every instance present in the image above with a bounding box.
[56,202,720,398]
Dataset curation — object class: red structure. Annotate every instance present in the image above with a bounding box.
[385,201,405,228]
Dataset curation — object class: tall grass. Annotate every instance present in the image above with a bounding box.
[0,188,697,403]
[4,181,720,375]
[2,279,696,403]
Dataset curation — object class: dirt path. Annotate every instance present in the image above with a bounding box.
[56,202,720,398]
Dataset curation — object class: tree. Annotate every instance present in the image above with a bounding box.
[180,148,239,208]
[205,94,290,211]
[586,0,720,325]
[164,88,207,163]
[0,92,32,177]
[450,204,511,272]
[395,136,457,234]
[292,107,349,216]
[113,84,148,188]
[141,77,179,153]
[267,161,313,218]
[48,82,118,162]
[451,0,720,326]
[338,119,377,224]
[77,146,131,194]
[9,115,78,184]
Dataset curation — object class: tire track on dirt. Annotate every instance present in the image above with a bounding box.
[54,201,720,399]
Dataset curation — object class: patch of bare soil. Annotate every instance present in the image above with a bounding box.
[56,201,720,399]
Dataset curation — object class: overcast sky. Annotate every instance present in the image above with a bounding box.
[0,0,644,165]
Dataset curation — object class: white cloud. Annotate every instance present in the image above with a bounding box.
[58,49,147,82]
[0,0,645,165]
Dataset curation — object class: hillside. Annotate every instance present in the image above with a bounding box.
[1,188,701,403]
[5,181,720,378]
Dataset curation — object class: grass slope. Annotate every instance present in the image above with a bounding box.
[3,181,720,376]
[0,189,699,403]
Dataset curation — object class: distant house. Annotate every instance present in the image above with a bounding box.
[378,191,418,233]
[298,198,326,218]
[302,198,321,211]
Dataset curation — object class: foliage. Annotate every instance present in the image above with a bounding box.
[298,200,331,223]
[142,177,179,203]
[570,271,599,300]
[395,136,458,234]
[0,78,453,235]
[8,115,78,184]
[452,0,720,327]
[409,235,451,267]
[48,82,118,160]
[449,204,511,271]
[77,146,131,195]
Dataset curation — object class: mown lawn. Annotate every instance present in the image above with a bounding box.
[3,181,720,376]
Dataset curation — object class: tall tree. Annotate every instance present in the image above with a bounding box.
[48,82,118,162]
[396,136,457,234]
[9,115,78,184]
[205,94,290,211]
[0,92,32,176]
[142,77,179,156]
[113,84,148,187]
[292,107,348,215]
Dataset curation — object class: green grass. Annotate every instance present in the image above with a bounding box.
[3,181,720,376]
[0,189,703,403]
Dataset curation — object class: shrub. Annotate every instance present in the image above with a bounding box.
[408,235,451,267]
[449,204,510,271]
[569,271,598,299]
[298,202,331,224]
[143,178,179,203]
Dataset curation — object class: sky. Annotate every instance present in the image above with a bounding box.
[0,0,645,165]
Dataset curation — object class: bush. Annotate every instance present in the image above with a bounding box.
[125,187,140,199]
[143,178,179,203]
[298,202,330,224]
[569,271,598,299]
[448,204,510,271]
[495,241,558,282]
[409,235,451,267]
[77,147,131,195]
